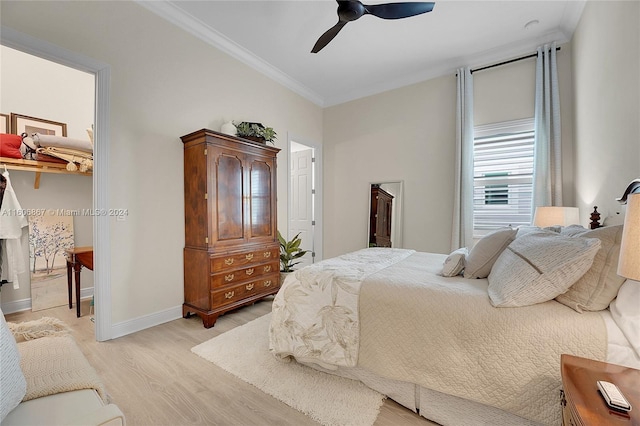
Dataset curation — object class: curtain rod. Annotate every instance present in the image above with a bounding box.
[471,46,561,74]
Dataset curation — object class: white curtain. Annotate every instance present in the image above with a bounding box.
[532,42,563,212]
[452,67,474,250]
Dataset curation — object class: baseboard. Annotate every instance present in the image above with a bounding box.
[110,305,183,339]
[1,287,94,314]
[0,298,32,314]
[1,290,182,340]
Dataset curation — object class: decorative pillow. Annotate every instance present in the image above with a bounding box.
[0,309,27,422]
[0,133,23,159]
[556,225,625,312]
[516,225,561,238]
[559,224,588,236]
[464,227,517,279]
[488,232,601,307]
[516,225,541,238]
[442,247,468,277]
[610,280,640,358]
[18,334,108,402]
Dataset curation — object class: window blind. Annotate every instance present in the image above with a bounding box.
[473,119,535,236]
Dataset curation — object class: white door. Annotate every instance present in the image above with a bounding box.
[290,147,314,268]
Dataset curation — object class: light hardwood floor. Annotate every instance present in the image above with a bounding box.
[6,298,437,426]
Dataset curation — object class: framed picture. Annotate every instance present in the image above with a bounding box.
[11,113,67,137]
[0,113,9,133]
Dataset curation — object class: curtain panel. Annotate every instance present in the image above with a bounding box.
[452,67,474,250]
[532,42,563,212]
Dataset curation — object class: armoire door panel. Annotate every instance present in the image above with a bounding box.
[215,153,244,241]
[248,159,273,238]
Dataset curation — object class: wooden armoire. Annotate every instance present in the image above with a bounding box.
[369,185,394,248]
[181,129,281,328]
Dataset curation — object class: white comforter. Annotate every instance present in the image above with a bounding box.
[269,248,608,425]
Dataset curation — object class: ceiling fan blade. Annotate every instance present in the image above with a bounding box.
[365,2,435,20]
[311,21,347,53]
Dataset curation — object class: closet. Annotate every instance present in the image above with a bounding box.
[0,45,95,318]
[181,129,280,328]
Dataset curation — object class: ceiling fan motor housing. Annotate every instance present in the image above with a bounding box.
[338,1,366,22]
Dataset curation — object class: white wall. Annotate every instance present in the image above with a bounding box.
[323,47,575,258]
[1,46,95,306]
[1,1,323,328]
[324,75,457,257]
[572,0,640,225]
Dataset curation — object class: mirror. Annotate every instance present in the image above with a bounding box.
[368,181,403,248]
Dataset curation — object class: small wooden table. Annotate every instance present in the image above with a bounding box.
[66,247,93,317]
[561,354,640,425]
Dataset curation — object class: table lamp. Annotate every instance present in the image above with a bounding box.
[618,193,640,281]
[533,206,580,227]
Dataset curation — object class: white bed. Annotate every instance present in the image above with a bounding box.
[269,229,640,425]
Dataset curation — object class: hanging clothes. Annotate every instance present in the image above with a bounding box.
[0,170,29,289]
[0,173,6,209]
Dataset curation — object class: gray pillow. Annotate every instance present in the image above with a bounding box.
[556,225,625,312]
[464,227,517,279]
[442,247,468,277]
[488,232,601,307]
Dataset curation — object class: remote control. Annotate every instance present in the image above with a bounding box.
[597,380,632,412]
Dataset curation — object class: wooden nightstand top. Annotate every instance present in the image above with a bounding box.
[561,354,640,425]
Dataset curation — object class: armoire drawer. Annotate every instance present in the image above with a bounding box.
[211,274,279,307]
[210,248,279,272]
[210,261,278,288]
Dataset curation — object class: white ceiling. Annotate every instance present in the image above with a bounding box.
[139,0,586,107]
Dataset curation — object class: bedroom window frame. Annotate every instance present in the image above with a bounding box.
[473,118,535,238]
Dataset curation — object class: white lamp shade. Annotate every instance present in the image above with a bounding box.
[533,206,580,227]
[618,193,640,281]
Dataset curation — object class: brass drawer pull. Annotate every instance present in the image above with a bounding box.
[264,265,271,273]
[224,291,234,299]
[224,258,234,266]
[224,274,234,282]
[245,253,254,261]
[263,251,271,258]
[246,283,254,291]
[264,280,272,287]
[246,268,254,276]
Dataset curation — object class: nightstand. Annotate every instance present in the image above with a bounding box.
[561,354,640,425]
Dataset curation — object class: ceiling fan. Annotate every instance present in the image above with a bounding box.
[311,1,436,53]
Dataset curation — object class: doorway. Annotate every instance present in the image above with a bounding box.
[1,26,112,341]
[1,45,94,316]
[288,137,322,267]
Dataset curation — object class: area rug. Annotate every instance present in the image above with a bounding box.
[191,313,385,426]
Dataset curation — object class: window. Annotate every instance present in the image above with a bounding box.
[473,118,535,237]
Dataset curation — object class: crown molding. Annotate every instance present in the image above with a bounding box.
[324,28,571,107]
[136,0,325,107]
[137,0,586,108]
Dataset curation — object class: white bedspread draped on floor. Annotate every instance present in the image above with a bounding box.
[270,248,608,425]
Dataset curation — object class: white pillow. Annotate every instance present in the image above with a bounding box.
[464,227,517,279]
[610,280,640,358]
[556,225,625,312]
[0,309,27,422]
[488,232,601,307]
[442,247,468,277]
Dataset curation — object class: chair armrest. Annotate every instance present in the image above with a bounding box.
[64,404,126,426]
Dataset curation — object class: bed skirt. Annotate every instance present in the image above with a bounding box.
[300,360,542,426]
